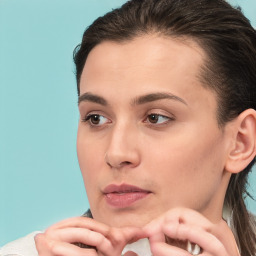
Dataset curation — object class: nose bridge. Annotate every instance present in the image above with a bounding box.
[106,118,139,168]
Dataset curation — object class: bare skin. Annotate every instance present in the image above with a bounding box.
[35,209,240,256]
[35,217,146,256]
[35,35,256,255]
[144,208,240,256]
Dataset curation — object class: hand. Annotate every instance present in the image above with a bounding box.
[143,208,240,256]
[35,216,145,256]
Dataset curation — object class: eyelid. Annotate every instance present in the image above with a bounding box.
[147,109,175,119]
[147,114,173,122]
[143,109,175,125]
[81,110,106,120]
[81,112,111,126]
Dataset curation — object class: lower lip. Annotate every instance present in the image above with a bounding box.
[104,192,150,208]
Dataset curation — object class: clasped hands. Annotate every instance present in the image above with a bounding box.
[35,208,240,256]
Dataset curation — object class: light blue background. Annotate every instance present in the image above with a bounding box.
[0,0,255,246]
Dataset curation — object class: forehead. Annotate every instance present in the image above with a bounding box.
[80,35,217,113]
[82,35,205,84]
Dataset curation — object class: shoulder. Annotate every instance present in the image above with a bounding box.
[0,231,41,256]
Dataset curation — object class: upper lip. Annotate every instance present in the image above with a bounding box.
[103,183,151,194]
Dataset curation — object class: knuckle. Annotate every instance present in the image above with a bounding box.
[97,233,106,245]
[108,228,123,244]
[44,228,52,237]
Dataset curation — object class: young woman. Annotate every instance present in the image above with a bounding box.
[1,0,256,255]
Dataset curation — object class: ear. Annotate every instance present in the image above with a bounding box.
[225,109,256,174]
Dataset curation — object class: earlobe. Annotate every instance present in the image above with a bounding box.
[225,109,256,174]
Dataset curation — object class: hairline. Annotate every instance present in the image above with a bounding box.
[77,33,224,127]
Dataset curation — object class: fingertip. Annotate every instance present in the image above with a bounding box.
[142,224,165,243]
[34,233,48,246]
[34,233,42,242]
[34,232,52,254]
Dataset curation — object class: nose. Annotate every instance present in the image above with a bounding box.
[105,122,140,170]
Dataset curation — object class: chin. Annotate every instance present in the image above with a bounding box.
[107,217,148,228]
[94,209,153,228]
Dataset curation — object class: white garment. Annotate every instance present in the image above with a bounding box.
[0,231,41,256]
[122,238,152,256]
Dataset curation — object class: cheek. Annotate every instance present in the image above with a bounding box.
[149,128,225,172]
[77,130,104,186]
[77,135,106,210]
[144,130,225,199]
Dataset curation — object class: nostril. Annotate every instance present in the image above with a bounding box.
[118,161,133,168]
[122,161,132,165]
[106,160,132,169]
[104,150,139,169]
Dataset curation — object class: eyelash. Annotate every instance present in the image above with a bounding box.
[81,112,175,127]
[82,114,110,126]
[144,113,174,125]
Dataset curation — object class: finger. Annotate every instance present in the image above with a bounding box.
[143,218,166,243]
[150,242,191,256]
[35,233,98,256]
[48,227,113,253]
[35,233,54,256]
[51,227,144,256]
[51,240,98,256]
[111,226,147,244]
[47,217,110,236]
[163,208,212,229]
[163,222,228,256]
[161,208,236,252]
[99,227,147,255]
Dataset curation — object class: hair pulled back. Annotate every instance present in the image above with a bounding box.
[74,1,256,255]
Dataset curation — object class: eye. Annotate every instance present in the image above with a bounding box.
[146,113,173,124]
[82,114,109,126]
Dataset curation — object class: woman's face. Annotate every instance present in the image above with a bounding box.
[77,36,232,228]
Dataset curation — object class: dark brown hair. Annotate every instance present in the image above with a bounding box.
[74,0,256,255]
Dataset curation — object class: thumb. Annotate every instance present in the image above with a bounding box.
[143,218,166,243]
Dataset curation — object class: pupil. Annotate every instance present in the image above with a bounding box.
[149,114,158,123]
[91,115,100,124]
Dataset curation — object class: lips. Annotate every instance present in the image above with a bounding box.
[103,184,151,208]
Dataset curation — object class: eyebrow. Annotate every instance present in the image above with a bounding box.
[132,92,188,106]
[78,92,108,106]
[78,92,187,106]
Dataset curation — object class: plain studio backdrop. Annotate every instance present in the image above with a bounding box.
[0,0,256,246]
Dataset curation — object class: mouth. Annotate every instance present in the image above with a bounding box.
[103,183,152,208]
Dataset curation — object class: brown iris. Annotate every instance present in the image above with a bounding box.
[148,114,159,123]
